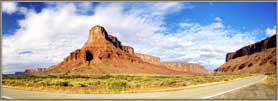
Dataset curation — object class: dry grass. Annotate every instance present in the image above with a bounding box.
[2,74,252,94]
[262,72,276,89]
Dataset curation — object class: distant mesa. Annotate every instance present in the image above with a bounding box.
[215,34,276,73]
[135,53,160,65]
[161,62,211,75]
[15,68,47,76]
[21,25,210,76]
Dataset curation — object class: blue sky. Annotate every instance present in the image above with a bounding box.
[164,2,276,35]
[2,2,276,74]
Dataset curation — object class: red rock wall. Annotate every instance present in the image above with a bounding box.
[107,34,122,49]
[122,46,134,54]
[216,34,276,73]
[135,53,160,65]
[22,25,211,76]
[226,34,276,62]
[216,48,276,73]
[24,68,47,75]
[161,62,209,74]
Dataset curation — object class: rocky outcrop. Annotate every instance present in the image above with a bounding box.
[135,53,160,65]
[107,34,123,49]
[30,25,188,76]
[215,34,276,73]
[21,25,212,76]
[122,46,134,54]
[55,25,143,67]
[161,62,210,74]
[226,35,276,62]
[22,68,47,75]
[14,72,26,76]
[134,53,211,74]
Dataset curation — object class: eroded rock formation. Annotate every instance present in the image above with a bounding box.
[226,35,276,62]
[135,53,160,65]
[161,62,210,74]
[21,25,211,76]
[122,46,134,54]
[20,68,47,75]
[30,25,189,76]
[215,34,276,73]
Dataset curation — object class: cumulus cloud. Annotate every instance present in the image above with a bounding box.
[179,22,193,27]
[142,20,255,69]
[265,26,276,36]
[3,2,258,73]
[2,2,17,14]
[214,17,222,22]
[2,2,185,73]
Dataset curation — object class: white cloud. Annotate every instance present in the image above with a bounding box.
[2,2,17,14]
[179,22,193,27]
[143,21,256,69]
[214,17,222,22]
[3,2,184,73]
[265,26,276,36]
[3,2,258,73]
[210,22,224,29]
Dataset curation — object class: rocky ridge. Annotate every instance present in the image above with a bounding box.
[21,25,211,76]
[215,34,276,73]
[226,35,276,62]
[161,62,211,74]
[135,53,160,65]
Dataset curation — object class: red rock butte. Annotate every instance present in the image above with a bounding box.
[22,25,210,76]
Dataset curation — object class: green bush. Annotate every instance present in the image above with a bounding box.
[265,72,274,75]
[88,80,101,87]
[160,80,177,86]
[45,79,69,86]
[107,80,128,91]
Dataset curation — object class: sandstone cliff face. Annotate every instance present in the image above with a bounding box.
[22,68,47,75]
[122,46,134,54]
[34,25,185,76]
[161,62,210,74]
[54,25,143,67]
[226,35,276,62]
[22,25,212,76]
[135,53,160,65]
[215,34,276,73]
[134,53,211,74]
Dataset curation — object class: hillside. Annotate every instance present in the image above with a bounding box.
[215,35,276,73]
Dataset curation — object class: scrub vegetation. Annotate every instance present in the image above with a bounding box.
[262,72,276,89]
[2,74,253,94]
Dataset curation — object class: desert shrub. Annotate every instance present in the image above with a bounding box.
[2,74,255,94]
[97,75,113,79]
[79,83,87,87]
[87,80,101,87]
[67,80,87,87]
[107,80,128,91]
[160,80,177,86]
[224,78,229,81]
[265,72,275,75]
[38,80,49,86]
[263,73,276,88]
[46,79,69,86]
[2,80,13,85]
[68,82,80,87]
